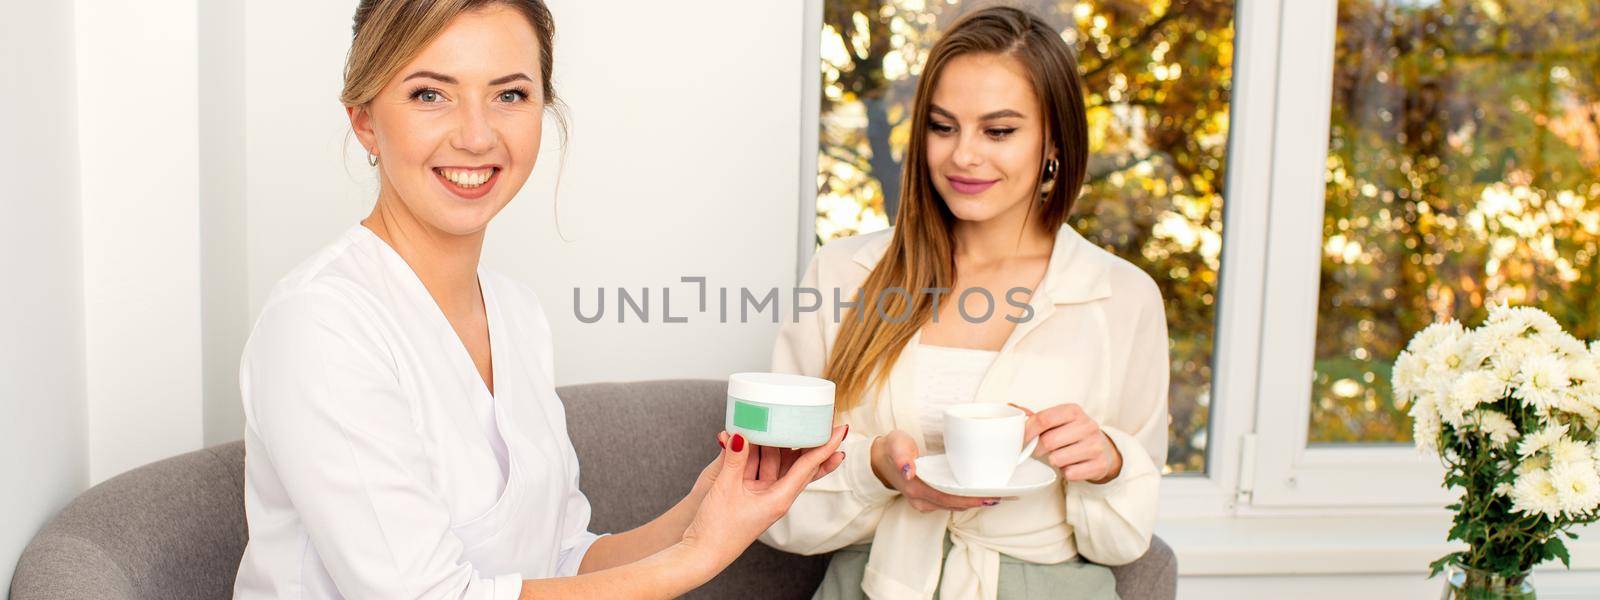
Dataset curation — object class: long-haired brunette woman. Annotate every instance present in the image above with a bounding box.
[761,7,1168,599]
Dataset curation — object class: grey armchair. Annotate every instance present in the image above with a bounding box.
[11,379,1176,599]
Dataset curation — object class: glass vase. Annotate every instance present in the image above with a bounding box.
[1440,564,1536,600]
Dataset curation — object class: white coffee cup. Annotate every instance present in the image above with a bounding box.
[942,403,1039,488]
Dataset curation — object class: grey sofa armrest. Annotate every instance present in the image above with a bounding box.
[10,443,247,600]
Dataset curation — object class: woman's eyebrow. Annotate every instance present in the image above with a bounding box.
[403,70,456,84]
[979,109,1024,120]
[399,71,533,86]
[928,104,1025,121]
[488,72,533,85]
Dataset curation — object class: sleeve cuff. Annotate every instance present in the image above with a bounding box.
[841,434,899,505]
[1070,426,1157,497]
[491,572,524,600]
[555,531,605,577]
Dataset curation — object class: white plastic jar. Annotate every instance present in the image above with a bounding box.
[725,373,836,448]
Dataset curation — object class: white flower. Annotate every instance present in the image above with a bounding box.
[1515,354,1573,411]
[1408,320,1467,356]
[1470,410,1520,449]
[1549,438,1595,468]
[1451,370,1506,412]
[1549,461,1600,517]
[1410,394,1442,454]
[1476,322,1535,381]
[1519,307,1563,337]
[1549,332,1590,360]
[1488,305,1562,337]
[1428,329,1485,373]
[1392,350,1426,403]
[1510,468,1564,519]
[1569,402,1600,433]
[1518,423,1570,459]
[1436,390,1470,428]
[1568,339,1600,386]
[1517,454,1551,476]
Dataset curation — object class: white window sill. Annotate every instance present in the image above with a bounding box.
[1158,512,1600,576]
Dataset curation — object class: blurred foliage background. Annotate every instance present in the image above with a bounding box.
[1313,0,1600,444]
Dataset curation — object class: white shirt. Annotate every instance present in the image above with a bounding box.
[914,344,999,454]
[233,224,600,600]
[763,224,1168,600]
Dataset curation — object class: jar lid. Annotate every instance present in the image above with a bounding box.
[728,372,836,407]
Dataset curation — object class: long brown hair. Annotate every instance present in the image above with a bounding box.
[824,6,1090,414]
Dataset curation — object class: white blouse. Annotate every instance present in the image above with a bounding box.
[763,224,1169,600]
[914,344,999,454]
[233,224,599,600]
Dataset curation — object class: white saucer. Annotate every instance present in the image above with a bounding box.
[913,454,1059,498]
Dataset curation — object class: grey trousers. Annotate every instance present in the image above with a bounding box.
[812,538,1120,600]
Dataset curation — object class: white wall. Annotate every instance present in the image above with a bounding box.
[199,0,251,447]
[0,1,88,594]
[241,0,807,403]
[76,0,206,483]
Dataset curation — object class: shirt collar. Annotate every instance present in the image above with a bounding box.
[849,224,1113,306]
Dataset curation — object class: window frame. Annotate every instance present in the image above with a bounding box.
[1245,0,1454,510]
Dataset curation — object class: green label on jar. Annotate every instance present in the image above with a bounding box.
[733,400,769,432]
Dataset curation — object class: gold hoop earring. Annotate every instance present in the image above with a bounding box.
[1039,158,1059,200]
[367,152,379,166]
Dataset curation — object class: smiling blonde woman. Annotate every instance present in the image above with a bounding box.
[229,2,845,599]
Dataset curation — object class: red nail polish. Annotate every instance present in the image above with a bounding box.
[717,436,726,449]
[731,434,746,453]
[843,424,850,437]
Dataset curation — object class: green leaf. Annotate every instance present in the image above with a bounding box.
[1428,553,1458,578]
[1548,537,1572,568]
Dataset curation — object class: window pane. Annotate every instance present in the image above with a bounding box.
[1312,0,1600,444]
[816,0,1237,474]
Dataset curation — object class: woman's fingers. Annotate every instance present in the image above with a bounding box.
[812,451,845,482]
[1038,418,1097,454]
[720,433,750,480]
[738,440,761,483]
[884,433,921,481]
[759,445,782,481]
[773,425,847,496]
[1062,460,1108,482]
[903,479,995,511]
[1047,438,1102,470]
[925,488,994,511]
[780,447,801,477]
[1024,403,1085,442]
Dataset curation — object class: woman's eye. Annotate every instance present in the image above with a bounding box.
[411,89,442,103]
[986,128,1016,139]
[929,121,956,134]
[498,89,529,103]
